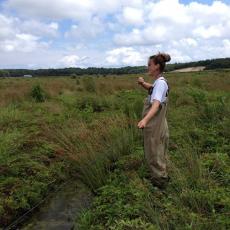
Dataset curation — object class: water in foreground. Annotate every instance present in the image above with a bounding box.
[8,180,92,230]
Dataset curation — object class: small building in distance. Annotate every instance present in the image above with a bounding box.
[23,74,33,78]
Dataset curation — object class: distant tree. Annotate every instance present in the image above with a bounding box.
[70,73,77,79]
[4,58,230,77]
[0,70,10,78]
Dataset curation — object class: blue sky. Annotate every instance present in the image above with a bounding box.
[0,0,230,69]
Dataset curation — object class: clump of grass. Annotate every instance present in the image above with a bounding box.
[76,95,111,112]
[76,78,81,85]
[43,115,140,192]
[0,105,27,131]
[30,84,48,102]
[82,77,96,93]
[0,128,25,165]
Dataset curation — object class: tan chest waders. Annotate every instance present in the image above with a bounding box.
[142,81,169,185]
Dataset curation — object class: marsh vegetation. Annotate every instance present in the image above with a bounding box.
[0,70,229,229]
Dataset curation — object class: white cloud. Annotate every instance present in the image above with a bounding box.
[0,33,49,52]
[193,24,224,39]
[59,55,80,67]
[121,7,144,25]
[114,1,230,45]
[106,47,144,66]
[4,0,144,20]
[114,24,169,46]
[180,38,198,47]
[65,17,104,39]
[59,55,90,67]
[111,0,230,63]
[0,14,16,39]
[20,20,59,37]
[148,0,192,25]
[5,0,93,20]
[168,48,192,63]
[114,29,143,46]
[1,0,230,68]
[0,13,58,54]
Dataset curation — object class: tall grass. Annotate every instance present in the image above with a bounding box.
[42,114,140,192]
[82,77,96,93]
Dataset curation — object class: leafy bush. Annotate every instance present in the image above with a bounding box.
[30,84,47,102]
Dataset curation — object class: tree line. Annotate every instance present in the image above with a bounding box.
[0,57,230,78]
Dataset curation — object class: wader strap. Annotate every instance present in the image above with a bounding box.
[159,78,170,97]
[148,86,153,95]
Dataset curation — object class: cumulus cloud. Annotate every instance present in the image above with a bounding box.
[59,55,89,67]
[121,7,144,26]
[0,14,17,39]
[111,0,230,63]
[4,0,144,20]
[5,0,144,19]
[114,25,170,46]
[148,0,192,25]
[20,21,59,37]
[5,0,93,20]
[115,0,230,44]
[1,0,230,68]
[65,17,104,39]
[0,14,52,53]
[106,47,144,66]
[0,33,49,52]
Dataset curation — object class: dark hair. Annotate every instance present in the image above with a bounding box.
[149,52,171,72]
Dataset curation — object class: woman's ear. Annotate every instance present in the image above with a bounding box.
[156,63,160,71]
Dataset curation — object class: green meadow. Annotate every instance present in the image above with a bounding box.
[0,70,229,229]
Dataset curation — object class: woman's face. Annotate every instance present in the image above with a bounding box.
[147,58,160,76]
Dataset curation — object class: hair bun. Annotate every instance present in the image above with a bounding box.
[161,53,171,62]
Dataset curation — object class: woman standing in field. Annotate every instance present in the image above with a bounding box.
[138,52,170,189]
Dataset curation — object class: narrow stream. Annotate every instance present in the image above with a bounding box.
[12,180,92,230]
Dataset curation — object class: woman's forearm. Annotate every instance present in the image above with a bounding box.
[138,77,152,90]
[141,81,153,90]
[143,100,160,123]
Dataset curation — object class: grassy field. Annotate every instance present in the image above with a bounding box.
[0,70,229,229]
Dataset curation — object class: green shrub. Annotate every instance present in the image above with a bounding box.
[30,84,47,102]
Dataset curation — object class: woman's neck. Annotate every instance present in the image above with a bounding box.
[153,71,162,80]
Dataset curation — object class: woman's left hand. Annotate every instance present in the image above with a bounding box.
[138,119,147,129]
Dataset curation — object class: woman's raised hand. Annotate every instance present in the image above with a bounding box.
[137,77,144,85]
